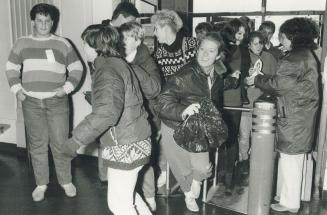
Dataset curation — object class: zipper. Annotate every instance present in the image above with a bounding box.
[109,127,119,145]
[207,76,212,99]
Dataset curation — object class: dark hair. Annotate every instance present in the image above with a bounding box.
[81,24,120,57]
[112,2,139,20]
[195,22,213,34]
[279,17,317,50]
[30,3,60,33]
[221,18,247,44]
[259,21,276,34]
[305,19,320,39]
[213,21,228,33]
[30,3,59,21]
[248,31,264,45]
[199,32,225,55]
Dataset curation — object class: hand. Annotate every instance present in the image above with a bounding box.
[62,138,80,159]
[16,89,26,101]
[204,163,213,178]
[53,87,67,97]
[248,68,255,76]
[246,74,256,86]
[231,70,241,79]
[181,103,201,120]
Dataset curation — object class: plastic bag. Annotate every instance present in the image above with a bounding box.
[173,98,228,153]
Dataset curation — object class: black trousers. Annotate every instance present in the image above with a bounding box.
[220,109,242,188]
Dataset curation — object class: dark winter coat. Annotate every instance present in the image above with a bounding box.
[223,44,251,106]
[131,44,162,131]
[72,56,153,147]
[131,44,161,99]
[255,48,319,154]
[155,59,238,129]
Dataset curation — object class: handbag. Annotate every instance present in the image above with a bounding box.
[173,98,228,153]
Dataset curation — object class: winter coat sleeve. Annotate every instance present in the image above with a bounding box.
[131,44,161,99]
[254,59,301,97]
[72,63,125,145]
[155,76,187,122]
[223,75,239,90]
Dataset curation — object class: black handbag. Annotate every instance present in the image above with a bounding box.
[173,98,228,153]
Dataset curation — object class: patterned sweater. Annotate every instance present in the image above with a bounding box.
[153,34,197,79]
[6,34,83,96]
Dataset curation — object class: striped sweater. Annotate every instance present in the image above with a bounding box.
[6,34,83,95]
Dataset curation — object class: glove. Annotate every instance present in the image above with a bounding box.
[181,103,201,120]
[62,137,80,159]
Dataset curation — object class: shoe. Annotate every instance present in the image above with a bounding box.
[61,183,77,197]
[145,197,157,212]
[185,195,199,212]
[157,171,167,188]
[32,185,47,202]
[271,203,299,213]
[224,188,233,196]
[274,195,280,202]
[191,180,202,199]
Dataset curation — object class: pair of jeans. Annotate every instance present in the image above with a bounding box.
[160,123,210,192]
[22,95,71,185]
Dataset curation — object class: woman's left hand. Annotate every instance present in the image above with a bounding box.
[246,74,256,86]
[181,103,201,120]
[231,70,241,79]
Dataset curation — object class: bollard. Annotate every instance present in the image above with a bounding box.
[248,96,276,215]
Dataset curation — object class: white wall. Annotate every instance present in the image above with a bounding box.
[0,0,16,144]
[57,0,118,156]
[0,0,117,155]
[0,0,154,155]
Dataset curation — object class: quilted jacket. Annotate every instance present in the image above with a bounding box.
[255,48,319,154]
[72,56,152,147]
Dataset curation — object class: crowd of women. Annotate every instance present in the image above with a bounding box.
[18,2,320,215]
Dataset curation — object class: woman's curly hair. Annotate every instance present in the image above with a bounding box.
[151,9,183,33]
[280,17,318,50]
[119,21,145,41]
[221,18,248,44]
[81,24,120,57]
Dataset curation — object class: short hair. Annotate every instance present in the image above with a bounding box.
[151,9,183,33]
[248,31,265,45]
[30,3,59,21]
[279,17,317,50]
[199,32,225,55]
[305,18,320,39]
[221,18,247,43]
[195,22,213,34]
[119,22,145,41]
[259,21,276,34]
[81,24,120,57]
[112,2,139,20]
[213,22,227,33]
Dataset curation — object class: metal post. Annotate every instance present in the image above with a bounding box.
[166,162,170,196]
[248,98,276,215]
[202,179,207,202]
